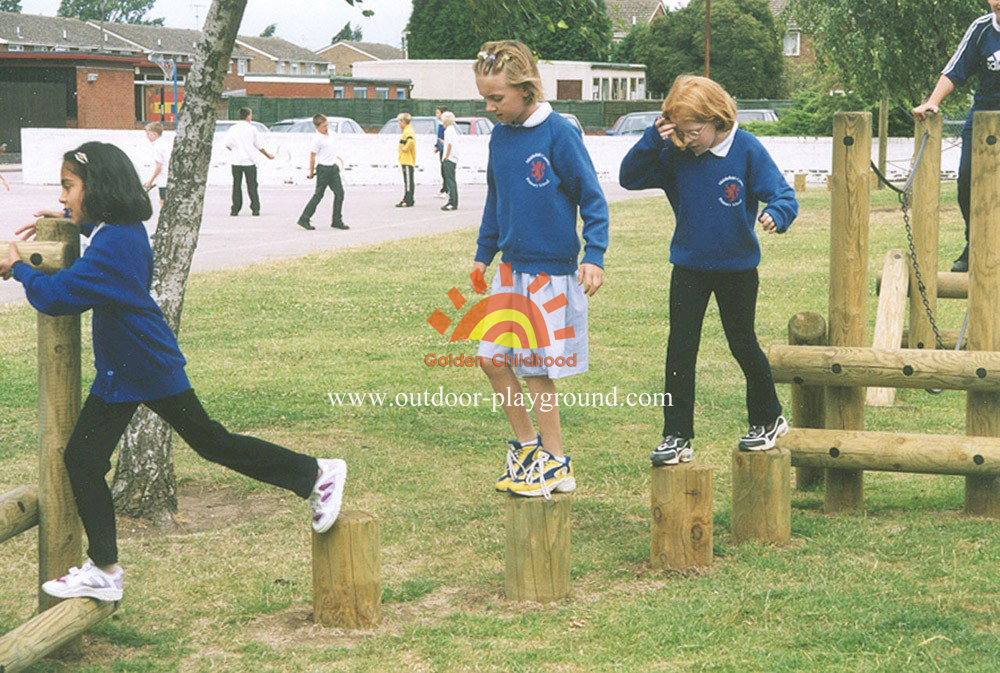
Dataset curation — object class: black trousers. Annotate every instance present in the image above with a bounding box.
[442,160,458,207]
[400,165,415,206]
[662,265,782,438]
[299,164,344,225]
[64,389,318,566]
[438,153,447,192]
[231,164,260,215]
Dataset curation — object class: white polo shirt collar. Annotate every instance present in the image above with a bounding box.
[708,120,740,158]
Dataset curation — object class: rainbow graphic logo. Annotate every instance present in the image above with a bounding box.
[427,262,575,347]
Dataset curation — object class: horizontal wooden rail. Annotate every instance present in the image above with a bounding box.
[877,270,967,299]
[767,344,1000,391]
[0,598,117,673]
[3,242,70,275]
[0,487,38,544]
[778,428,1000,476]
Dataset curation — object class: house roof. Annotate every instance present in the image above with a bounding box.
[607,0,665,33]
[87,21,252,60]
[235,35,327,64]
[317,40,403,60]
[0,11,136,51]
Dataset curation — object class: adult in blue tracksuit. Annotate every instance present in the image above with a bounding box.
[0,142,345,603]
[434,105,448,196]
[619,75,798,467]
[914,5,1000,272]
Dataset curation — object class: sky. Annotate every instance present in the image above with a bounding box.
[18,0,413,50]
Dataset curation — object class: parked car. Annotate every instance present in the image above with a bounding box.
[454,116,494,135]
[269,116,365,133]
[736,109,779,123]
[214,119,269,134]
[559,112,584,135]
[378,116,447,135]
[605,111,661,135]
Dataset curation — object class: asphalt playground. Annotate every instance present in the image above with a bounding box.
[0,171,649,306]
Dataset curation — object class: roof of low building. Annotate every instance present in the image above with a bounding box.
[236,35,327,64]
[318,40,404,60]
[0,11,136,51]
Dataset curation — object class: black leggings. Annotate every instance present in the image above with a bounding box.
[64,389,318,566]
[662,265,782,438]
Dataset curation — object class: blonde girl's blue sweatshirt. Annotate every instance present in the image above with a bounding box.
[475,103,609,275]
[13,221,190,403]
[619,123,798,271]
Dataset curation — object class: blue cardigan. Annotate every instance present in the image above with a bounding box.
[13,222,189,403]
[619,125,797,271]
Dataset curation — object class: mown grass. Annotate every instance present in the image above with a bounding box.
[0,183,997,672]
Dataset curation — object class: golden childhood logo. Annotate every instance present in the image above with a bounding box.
[427,262,575,348]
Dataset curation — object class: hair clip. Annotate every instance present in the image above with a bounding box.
[477,51,497,61]
[74,151,89,164]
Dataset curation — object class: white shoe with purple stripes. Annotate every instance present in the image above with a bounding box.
[42,559,123,602]
[311,458,347,534]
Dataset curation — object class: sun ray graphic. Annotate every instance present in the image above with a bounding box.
[427,263,575,346]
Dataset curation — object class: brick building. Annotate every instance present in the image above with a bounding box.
[315,40,404,76]
[331,75,411,99]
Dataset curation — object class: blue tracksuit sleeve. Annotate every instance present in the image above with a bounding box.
[12,242,120,316]
[749,144,798,233]
[551,128,609,269]
[942,19,984,85]
[619,125,674,191]
[475,151,500,266]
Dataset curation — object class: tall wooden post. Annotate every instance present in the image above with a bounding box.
[788,312,826,489]
[965,111,1000,517]
[909,115,942,350]
[877,95,889,190]
[650,465,713,570]
[35,219,81,614]
[825,112,870,513]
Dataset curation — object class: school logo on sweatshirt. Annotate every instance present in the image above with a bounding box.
[718,176,744,207]
[525,153,551,188]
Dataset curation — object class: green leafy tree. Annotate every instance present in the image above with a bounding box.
[57,0,163,24]
[633,0,783,99]
[792,0,983,106]
[610,23,647,64]
[406,0,481,59]
[259,23,276,37]
[0,0,22,12]
[332,21,363,42]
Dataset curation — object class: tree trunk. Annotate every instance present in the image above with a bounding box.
[111,0,249,523]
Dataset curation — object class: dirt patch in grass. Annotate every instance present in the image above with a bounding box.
[117,481,285,538]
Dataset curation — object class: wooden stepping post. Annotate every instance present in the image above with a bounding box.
[794,173,807,192]
[731,448,791,544]
[505,494,570,602]
[650,464,713,570]
[312,511,381,628]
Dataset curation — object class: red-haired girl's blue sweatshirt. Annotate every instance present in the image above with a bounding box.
[475,104,609,275]
[13,221,189,403]
[619,124,797,271]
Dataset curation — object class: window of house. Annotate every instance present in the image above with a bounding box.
[375,87,389,99]
[237,59,247,75]
[291,63,300,75]
[353,87,367,98]
[396,87,407,99]
[308,64,316,75]
[592,78,601,99]
[783,31,801,57]
[277,61,285,74]
[334,86,345,98]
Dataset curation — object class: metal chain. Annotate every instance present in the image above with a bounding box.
[870,131,945,350]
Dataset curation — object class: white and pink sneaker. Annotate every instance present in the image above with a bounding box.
[42,559,123,601]
[311,458,347,533]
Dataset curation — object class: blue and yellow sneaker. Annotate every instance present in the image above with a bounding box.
[508,448,575,499]
[495,436,541,492]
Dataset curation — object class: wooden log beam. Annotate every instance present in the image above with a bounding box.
[779,428,1000,476]
[0,487,38,545]
[877,271,967,301]
[768,344,1000,392]
[966,111,1000,517]
[868,250,908,406]
[650,464,712,570]
[505,494,570,602]
[3,242,70,275]
[0,598,116,673]
[312,511,380,629]
[787,312,826,489]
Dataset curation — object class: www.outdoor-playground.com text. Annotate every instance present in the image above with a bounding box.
[326,387,671,414]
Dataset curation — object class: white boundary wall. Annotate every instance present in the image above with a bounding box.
[22,128,961,187]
